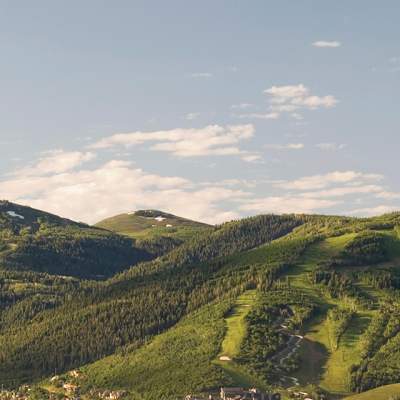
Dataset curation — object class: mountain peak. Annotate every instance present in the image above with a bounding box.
[130,209,178,219]
[95,209,211,239]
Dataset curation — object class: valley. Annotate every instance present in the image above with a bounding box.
[1,203,400,399]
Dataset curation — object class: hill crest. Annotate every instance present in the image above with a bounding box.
[95,209,211,239]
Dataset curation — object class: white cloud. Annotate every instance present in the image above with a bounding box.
[240,154,263,163]
[265,85,309,100]
[235,112,280,120]
[291,95,337,109]
[240,196,338,214]
[3,121,397,228]
[263,84,338,119]
[239,170,397,217]
[0,159,251,224]
[265,143,304,150]
[190,72,213,78]
[15,150,95,176]
[2,150,398,225]
[233,84,337,121]
[238,172,390,215]
[90,124,259,162]
[276,171,383,191]
[271,104,299,112]
[312,41,342,48]
[300,185,383,198]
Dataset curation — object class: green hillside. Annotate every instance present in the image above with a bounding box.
[1,206,400,400]
[344,384,400,400]
[95,209,211,240]
[0,201,156,279]
[0,212,303,387]
[74,300,231,400]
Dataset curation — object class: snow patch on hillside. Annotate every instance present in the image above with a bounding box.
[7,211,24,219]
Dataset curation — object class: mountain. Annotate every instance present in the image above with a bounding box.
[0,212,302,387]
[0,205,400,400]
[95,209,211,240]
[0,201,160,279]
[0,199,82,228]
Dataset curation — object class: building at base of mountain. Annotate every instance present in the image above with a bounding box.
[185,387,281,400]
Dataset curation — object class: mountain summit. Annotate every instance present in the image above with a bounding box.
[95,209,211,240]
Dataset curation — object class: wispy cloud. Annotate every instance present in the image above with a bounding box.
[276,171,383,191]
[189,72,213,78]
[233,84,337,121]
[348,205,398,216]
[90,124,259,162]
[239,170,398,216]
[231,103,253,110]
[240,154,263,163]
[375,191,400,200]
[265,143,304,150]
[184,112,200,120]
[315,143,347,151]
[14,150,96,176]
[299,185,383,199]
[240,196,339,214]
[266,84,337,109]
[235,112,280,120]
[312,40,341,48]
[388,56,400,72]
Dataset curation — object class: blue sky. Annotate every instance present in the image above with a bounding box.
[0,1,399,223]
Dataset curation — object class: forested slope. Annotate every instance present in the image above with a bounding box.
[1,204,400,400]
[0,212,304,387]
[0,201,180,278]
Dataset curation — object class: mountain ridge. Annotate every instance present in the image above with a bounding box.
[1,202,400,399]
[0,201,167,279]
